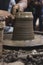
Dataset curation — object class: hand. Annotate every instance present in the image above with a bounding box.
[12,4,19,15]
[34,1,41,5]
[34,1,39,5]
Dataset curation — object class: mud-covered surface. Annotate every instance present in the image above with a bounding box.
[3,33,43,47]
[1,48,43,65]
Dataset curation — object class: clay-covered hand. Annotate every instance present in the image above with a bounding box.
[34,1,39,5]
[34,1,41,5]
[12,4,20,15]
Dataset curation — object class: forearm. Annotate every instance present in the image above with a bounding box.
[17,0,27,11]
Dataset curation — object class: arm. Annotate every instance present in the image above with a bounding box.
[17,0,27,11]
[13,0,28,12]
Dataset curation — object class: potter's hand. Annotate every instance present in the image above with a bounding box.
[12,4,20,15]
[34,1,41,5]
[12,4,23,15]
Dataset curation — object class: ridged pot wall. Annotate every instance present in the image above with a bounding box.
[13,12,34,40]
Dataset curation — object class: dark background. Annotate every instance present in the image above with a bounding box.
[0,0,10,10]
